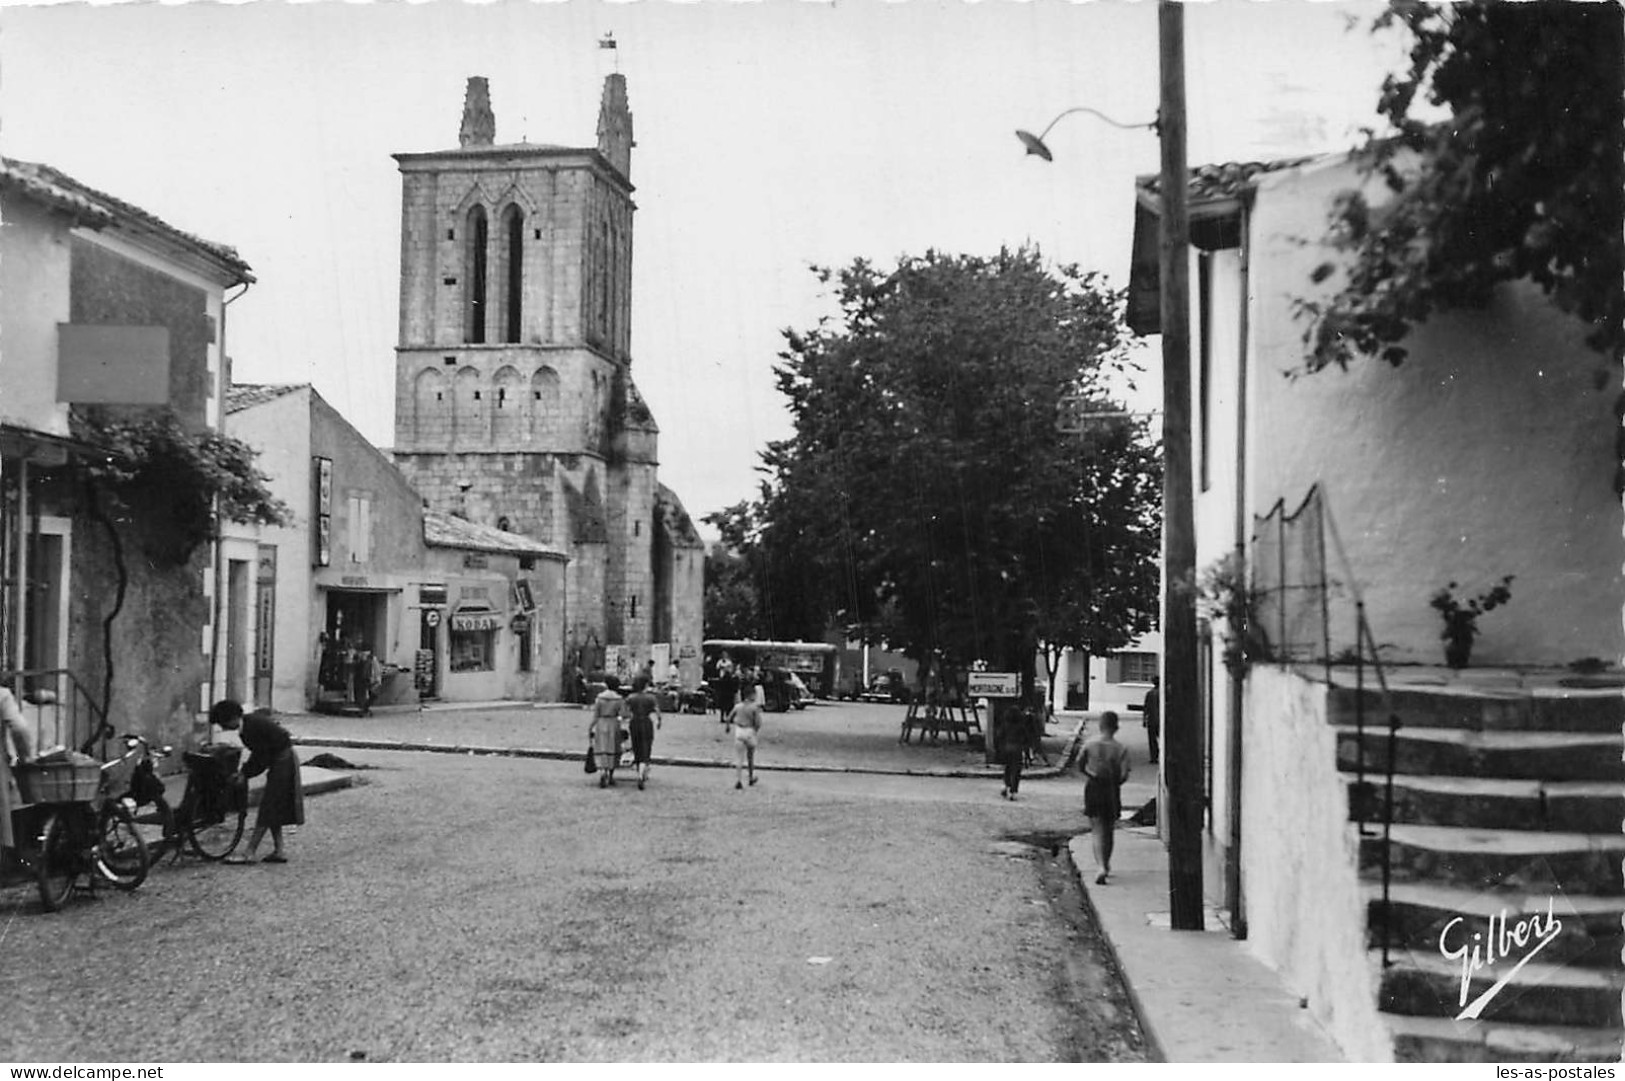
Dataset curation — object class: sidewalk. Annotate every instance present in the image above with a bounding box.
[1070,781,1346,1061]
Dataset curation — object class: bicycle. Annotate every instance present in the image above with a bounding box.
[125,736,247,862]
[15,739,152,912]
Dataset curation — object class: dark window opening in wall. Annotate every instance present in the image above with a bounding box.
[517,621,533,672]
[533,391,541,400]
[443,277,457,285]
[533,229,541,240]
[1107,650,1159,685]
[519,556,535,570]
[436,392,443,401]
[444,356,457,365]
[497,388,506,404]
[473,390,482,401]
[465,205,488,344]
[634,521,640,537]
[630,596,639,620]
[504,204,524,344]
[447,228,455,240]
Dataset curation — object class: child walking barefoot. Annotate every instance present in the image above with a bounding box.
[727,684,764,790]
[1081,711,1131,884]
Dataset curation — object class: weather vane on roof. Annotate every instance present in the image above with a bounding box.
[599,32,619,73]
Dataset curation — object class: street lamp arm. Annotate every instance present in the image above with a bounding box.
[1016,107,1158,161]
[1035,105,1156,140]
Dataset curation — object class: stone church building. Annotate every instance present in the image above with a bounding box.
[389,75,704,687]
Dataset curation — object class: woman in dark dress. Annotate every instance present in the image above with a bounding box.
[624,674,662,790]
[211,700,304,864]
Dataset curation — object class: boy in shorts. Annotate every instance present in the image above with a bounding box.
[727,684,764,790]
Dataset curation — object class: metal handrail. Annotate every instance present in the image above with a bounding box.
[0,668,111,759]
[1321,496,1402,969]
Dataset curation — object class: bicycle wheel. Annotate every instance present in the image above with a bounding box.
[94,802,149,889]
[186,789,245,861]
[34,810,77,912]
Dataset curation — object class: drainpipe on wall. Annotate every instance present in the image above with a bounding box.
[205,281,251,721]
[1226,193,1253,940]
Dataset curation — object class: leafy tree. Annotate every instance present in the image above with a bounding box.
[756,248,1161,699]
[701,501,766,640]
[1299,0,1622,372]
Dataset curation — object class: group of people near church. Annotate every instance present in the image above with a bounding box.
[586,657,766,793]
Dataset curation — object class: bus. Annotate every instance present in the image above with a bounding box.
[701,640,839,707]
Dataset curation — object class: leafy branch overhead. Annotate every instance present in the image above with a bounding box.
[76,411,291,563]
[1299,1,1622,373]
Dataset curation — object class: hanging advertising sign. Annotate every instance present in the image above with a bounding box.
[312,457,333,567]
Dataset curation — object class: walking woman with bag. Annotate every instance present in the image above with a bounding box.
[589,675,627,788]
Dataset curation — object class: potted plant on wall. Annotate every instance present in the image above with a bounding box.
[1429,576,1514,669]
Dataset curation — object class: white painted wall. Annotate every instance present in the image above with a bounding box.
[1240,665,1390,1063]
[0,197,72,435]
[227,390,315,713]
[1246,157,1624,666]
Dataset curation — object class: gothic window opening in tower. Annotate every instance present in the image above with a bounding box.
[597,213,611,340]
[503,204,524,343]
[493,365,522,444]
[465,205,488,344]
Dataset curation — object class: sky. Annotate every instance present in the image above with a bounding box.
[0,0,1403,534]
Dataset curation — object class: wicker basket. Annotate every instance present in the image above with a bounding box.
[15,760,102,804]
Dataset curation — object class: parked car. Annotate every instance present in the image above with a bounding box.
[859,669,910,704]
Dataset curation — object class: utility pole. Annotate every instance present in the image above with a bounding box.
[1158,0,1204,931]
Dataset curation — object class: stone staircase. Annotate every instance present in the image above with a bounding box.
[1332,679,1625,1062]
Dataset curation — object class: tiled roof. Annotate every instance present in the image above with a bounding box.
[0,157,254,283]
[1126,154,1326,337]
[424,510,564,559]
[1136,155,1320,208]
[225,383,307,414]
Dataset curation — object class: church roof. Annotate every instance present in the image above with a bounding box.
[424,511,565,560]
[655,484,704,550]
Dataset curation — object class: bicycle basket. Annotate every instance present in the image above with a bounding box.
[14,759,101,803]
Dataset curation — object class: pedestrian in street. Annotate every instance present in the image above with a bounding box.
[994,703,1026,800]
[625,674,662,791]
[714,663,738,728]
[726,683,763,790]
[213,701,305,865]
[589,675,627,787]
[0,681,35,853]
[1081,711,1131,885]
[1024,700,1052,768]
[1142,676,1160,764]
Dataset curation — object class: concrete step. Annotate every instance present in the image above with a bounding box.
[1329,685,1625,734]
[1385,1014,1625,1063]
[1347,775,1625,834]
[1366,882,1625,970]
[1379,953,1623,1029]
[1336,727,1623,781]
[1359,824,1625,896]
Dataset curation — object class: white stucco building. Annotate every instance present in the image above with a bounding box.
[1129,152,1624,1061]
